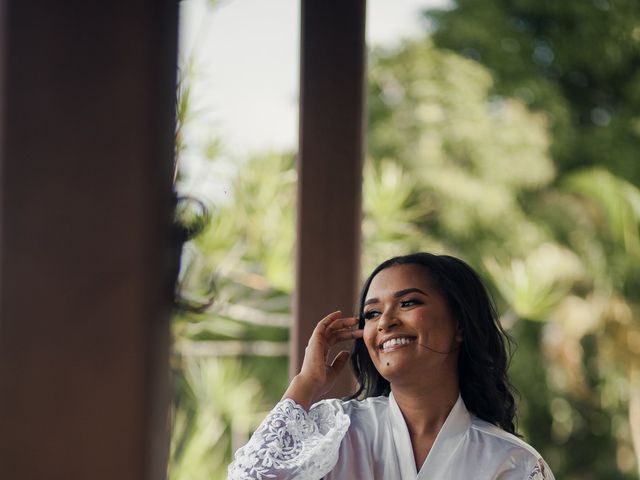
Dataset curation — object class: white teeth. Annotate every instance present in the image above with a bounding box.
[381,337,415,350]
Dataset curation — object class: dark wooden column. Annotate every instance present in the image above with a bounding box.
[293,0,367,397]
[0,2,178,480]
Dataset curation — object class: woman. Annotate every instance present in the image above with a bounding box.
[228,253,555,479]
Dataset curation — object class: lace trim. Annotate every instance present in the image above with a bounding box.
[228,398,350,480]
[528,458,554,480]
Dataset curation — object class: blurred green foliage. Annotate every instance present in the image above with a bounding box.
[426,0,640,184]
[366,37,640,479]
[169,1,640,479]
[170,152,294,480]
[423,2,640,476]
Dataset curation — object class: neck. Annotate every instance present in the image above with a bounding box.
[391,374,459,436]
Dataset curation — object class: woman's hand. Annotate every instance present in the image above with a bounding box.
[283,311,363,409]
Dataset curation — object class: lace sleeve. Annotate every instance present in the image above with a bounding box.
[227,398,351,480]
[527,458,555,480]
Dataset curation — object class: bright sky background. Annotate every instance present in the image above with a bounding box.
[178,0,451,157]
[176,0,452,203]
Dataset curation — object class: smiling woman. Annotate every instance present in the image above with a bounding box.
[360,263,463,386]
[228,253,555,480]
[352,254,515,432]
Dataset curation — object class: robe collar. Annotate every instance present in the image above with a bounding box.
[388,391,471,479]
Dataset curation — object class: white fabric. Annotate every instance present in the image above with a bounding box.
[228,393,555,480]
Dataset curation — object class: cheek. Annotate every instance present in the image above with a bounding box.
[362,323,377,354]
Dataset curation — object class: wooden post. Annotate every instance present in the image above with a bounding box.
[293,0,367,398]
[0,2,178,479]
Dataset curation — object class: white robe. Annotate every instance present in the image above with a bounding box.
[228,393,555,479]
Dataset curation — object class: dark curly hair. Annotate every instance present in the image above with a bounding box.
[349,252,518,435]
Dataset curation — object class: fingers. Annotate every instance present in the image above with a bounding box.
[329,329,364,342]
[326,315,360,333]
[329,350,350,366]
[299,313,362,390]
[314,312,361,342]
[329,351,350,373]
[314,310,345,334]
[313,311,357,336]
[306,312,362,360]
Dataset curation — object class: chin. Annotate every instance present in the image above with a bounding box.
[374,359,407,380]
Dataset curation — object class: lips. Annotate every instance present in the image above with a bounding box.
[379,336,417,352]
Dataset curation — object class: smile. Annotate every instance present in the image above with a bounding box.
[380,336,416,352]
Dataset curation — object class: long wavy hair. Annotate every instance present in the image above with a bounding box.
[349,252,518,435]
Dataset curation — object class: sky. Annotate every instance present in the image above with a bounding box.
[178,0,451,158]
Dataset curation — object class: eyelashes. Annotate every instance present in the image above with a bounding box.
[363,310,379,320]
[400,299,420,308]
[362,298,422,320]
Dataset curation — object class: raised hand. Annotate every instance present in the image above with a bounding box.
[283,311,363,409]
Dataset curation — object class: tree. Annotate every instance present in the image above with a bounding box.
[170,4,640,477]
[170,151,295,480]
[367,39,553,267]
[171,13,294,475]
[426,0,640,184]
[366,36,639,478]
[424,3,640,476]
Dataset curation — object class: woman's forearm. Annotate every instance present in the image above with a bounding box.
[282,374,321,410]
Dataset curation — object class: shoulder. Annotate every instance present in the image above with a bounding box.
[311,395,390,433]
[469,416,552,477]
[312,395,390,417]
[470,416,541,456]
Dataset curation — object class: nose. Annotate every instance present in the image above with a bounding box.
[377,308,399,332]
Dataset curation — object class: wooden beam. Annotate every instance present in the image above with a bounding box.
[293,0,366,397]
[0,2,178,479]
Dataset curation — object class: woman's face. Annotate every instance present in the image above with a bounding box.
[362,264,462,386]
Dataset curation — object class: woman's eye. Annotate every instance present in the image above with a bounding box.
[400,299,419,308]
[363,310,380,320]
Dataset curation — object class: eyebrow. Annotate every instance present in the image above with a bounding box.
[364,287,428,306]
